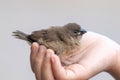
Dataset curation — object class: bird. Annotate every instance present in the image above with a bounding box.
[13,23,87,57]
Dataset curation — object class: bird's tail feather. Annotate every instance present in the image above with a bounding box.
[12,30,28,41]
[13,30,37,45]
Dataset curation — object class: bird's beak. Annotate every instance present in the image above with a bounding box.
[80,28,87,35]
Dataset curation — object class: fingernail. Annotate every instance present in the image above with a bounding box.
[40,45,47,50]
[46,52,51,58]
[39,45,47,55]
[32,42,39,48]
[31,42,38,52]
[48,49,54,54]
[46,49,54,58]
[31,42,38,50]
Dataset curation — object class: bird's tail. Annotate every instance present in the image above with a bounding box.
[13,30,37,45]
[13,30,28,40]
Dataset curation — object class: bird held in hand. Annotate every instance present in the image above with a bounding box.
[13,23,87,64]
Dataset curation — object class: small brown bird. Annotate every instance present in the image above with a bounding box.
[13,23,86,57]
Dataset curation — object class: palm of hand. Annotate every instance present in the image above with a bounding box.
[30,32,120,80]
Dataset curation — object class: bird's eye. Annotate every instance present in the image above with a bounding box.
[74,31,80,35]
[74,31,78,34]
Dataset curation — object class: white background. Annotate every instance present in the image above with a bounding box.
[0,0,120,80]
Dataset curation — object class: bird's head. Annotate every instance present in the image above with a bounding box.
[64,23,87,39]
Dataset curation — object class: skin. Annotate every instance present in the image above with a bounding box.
[30,32,120,80]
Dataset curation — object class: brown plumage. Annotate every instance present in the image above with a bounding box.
[13,23,86,56]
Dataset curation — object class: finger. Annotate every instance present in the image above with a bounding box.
[33,45,47,80]
[30,42,39,72]
[30,42,39,60]
[51,54,68,80]
[36,45,47,59]
[51,55,89,80]
[34,45,47,73]
[41,49,55,80]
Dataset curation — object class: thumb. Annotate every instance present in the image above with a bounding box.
[50,54,89,80]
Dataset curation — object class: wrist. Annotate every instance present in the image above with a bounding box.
[108,47,120,79]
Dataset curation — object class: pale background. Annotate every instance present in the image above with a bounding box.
[0,0,120,80]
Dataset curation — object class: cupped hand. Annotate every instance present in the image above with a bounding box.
[30,32,120,80]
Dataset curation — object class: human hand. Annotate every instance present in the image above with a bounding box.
[30,32,120,80]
